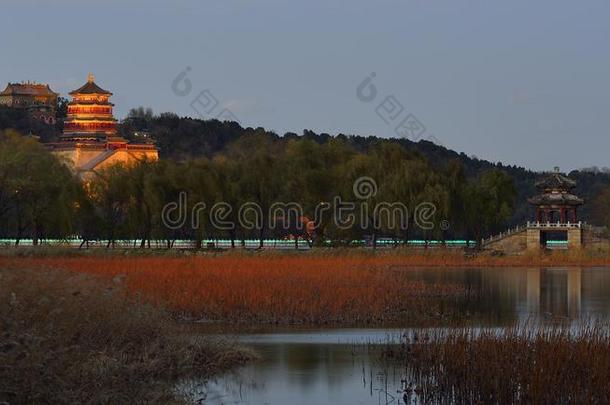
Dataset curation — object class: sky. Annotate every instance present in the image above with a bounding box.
[1,0,608,171]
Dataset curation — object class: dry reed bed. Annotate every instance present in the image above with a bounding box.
[386,324,610,404]
[0,256,467,325]
[3,245,610,266]
[0,266,253,404]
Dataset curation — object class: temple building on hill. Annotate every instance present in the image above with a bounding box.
[48,74,158,179]
[62,73,118,141]
[0,81,58,124]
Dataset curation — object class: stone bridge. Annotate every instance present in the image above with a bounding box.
[483,222,608,254]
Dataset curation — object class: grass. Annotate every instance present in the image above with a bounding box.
[0,255,468,325]
[385,323,610,404]
[0,265,254,404]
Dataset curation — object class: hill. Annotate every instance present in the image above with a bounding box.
[119,111,610,227]
[2,105,609,228]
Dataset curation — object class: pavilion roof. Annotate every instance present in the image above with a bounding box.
[528,192,583,206]
[535,171,577,191]
[0,83,58,97]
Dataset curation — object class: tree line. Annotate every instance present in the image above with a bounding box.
[119,108,610,226]
[0,129,518,248]
[4,104,610,229]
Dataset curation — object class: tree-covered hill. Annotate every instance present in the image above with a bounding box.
[2,105,609,229]
[119,109,610,226]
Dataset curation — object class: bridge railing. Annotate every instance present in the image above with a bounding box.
[482,221,586,246]
[526,221,582,229]
[482,224,526,246]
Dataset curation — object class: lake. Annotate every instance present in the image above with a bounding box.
[180,266,610,404]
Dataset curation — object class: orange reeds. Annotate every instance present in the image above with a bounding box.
[389,323,610,404]
[0,255,465,325]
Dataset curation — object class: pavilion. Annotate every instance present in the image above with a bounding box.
[525,168,584,250]
[527,167,583,224]
[48,74,158,179]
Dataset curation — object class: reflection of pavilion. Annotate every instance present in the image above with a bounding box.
[525,268,581,318]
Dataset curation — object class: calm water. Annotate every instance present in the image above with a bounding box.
[182,267,610,404]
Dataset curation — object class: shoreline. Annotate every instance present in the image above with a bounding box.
[3,253,607,329]
[2,246,610,267]
[3,252,609,402]
[0,265,255,404]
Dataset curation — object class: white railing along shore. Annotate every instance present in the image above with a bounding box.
[482,221,586,246]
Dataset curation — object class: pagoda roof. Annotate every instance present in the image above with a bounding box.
[528,192,583,207]
[69,74,112,96]
[535,170,577,191]
[0,82,58,97]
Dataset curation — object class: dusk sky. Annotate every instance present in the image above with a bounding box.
[2,0,608,171]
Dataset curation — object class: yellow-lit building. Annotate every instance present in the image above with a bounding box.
[0,81,58,124]
[48,74,158,179]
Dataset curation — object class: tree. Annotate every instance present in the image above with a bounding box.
[464,169,517,246]
[56,97,69,119]
[211,156,242,248]
[444,160,468,242]
[592,187,610,233]
[278,138,343,248]
[88,165,132,248]
[226,134,283,248]
[386,151,438,245]
[181,158,220,248]
[0,130,80,244]
[123,159,168,248]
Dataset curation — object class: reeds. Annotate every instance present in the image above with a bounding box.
[3,245,610,266]
[0,255,466,325]
[386,323,610,404]
[0,266,253,404]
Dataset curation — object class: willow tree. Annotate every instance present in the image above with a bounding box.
[226,133,284,248]
[88,164,132,248]
[465,169,517,246]
[0,130,79,245]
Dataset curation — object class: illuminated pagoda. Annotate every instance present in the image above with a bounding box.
[62,73,117,141]
[49,73,158,179]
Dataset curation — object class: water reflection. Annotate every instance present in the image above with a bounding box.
[182,267,610,405]
[179,343,403,405]
[406,267,610,322]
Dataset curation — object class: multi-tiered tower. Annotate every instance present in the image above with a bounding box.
[62,73,117,141]
[49,73,158,179]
